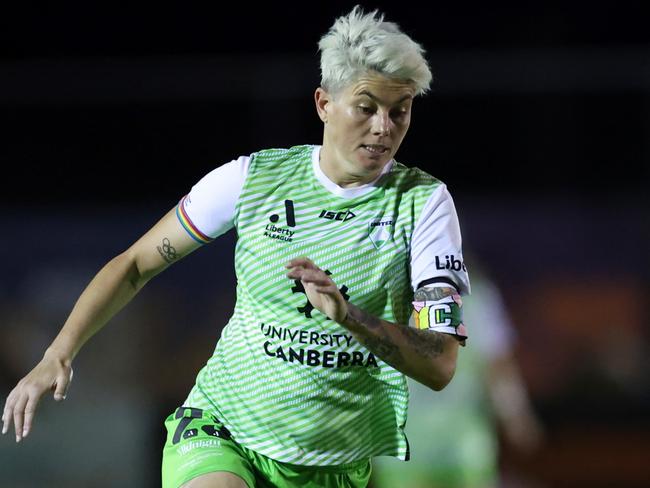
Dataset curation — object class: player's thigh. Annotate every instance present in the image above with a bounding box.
[180,471,249,488]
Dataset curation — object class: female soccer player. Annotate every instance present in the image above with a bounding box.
[3,6,470,487]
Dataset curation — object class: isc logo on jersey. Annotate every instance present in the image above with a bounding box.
[318,209,356,221]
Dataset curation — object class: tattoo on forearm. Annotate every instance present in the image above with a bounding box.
[347,304,383,330]
[344,304,447,369]
[402,326,446,357]
[413,286,456,301]
[157,237,178,263]
[345,304,402,364]
[364,336,401,360]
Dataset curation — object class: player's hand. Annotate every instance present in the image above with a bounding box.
[2,348,73,442]
[286,257,348,323]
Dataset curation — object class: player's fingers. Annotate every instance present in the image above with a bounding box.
[292,269,331,285]
[22,394,41,439]
[2,395,15,435]
[286,265,311,279]
[287,267,303,280]
[53,368,72,401]
[12,394,28,442]
[313,285,338,294]
[286,265,323,278]
[286,257,318,269]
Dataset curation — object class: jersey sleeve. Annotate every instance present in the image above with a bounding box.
[176,155,250,243]
[410,184,470,294]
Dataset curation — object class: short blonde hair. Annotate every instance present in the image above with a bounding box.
[318,5,432,96]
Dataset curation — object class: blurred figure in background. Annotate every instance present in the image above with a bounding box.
[371,257,544,488]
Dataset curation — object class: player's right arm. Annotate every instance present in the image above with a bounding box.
[1,206,203,443]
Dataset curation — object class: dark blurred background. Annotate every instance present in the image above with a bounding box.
[1,1,648,487]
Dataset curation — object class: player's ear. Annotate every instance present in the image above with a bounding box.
[315,87,331,124]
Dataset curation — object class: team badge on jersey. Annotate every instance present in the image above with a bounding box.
[368,217,394,250]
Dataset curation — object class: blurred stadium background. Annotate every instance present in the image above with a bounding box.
[1,2,648,487]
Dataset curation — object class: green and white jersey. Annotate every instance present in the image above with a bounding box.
[177,145,469,466]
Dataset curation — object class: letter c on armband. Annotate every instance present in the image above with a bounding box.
[412,294,466,339]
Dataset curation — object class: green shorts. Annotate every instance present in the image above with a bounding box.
[162,407,372,488]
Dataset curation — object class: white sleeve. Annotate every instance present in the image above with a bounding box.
[176,155,250,242]
[410,184,470,294]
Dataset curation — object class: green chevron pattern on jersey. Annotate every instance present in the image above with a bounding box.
[184,145,442,466]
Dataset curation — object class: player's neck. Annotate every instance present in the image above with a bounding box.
[319,145,384,188]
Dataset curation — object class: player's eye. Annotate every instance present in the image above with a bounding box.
[357,105,374,115]
[390,108,409,121]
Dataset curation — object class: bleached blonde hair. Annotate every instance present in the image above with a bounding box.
[318,5,432,96]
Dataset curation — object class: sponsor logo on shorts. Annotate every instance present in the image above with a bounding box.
[177,439,222,456]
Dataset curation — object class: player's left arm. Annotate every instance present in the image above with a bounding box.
[344,285,462,391]
[286,258,463,391]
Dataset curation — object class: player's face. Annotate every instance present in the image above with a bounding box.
[316,73,416,186]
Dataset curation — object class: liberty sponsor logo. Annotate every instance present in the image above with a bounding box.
[264,199,296,242]
[368,217,394,250]
[435,255,467,272]
[291,269,349,319]
[260,323,379,369]
[318,209,356,222]
[264,224,295,241]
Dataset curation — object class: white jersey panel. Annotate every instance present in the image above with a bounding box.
[181,155,250,239]
[410,184,470,294]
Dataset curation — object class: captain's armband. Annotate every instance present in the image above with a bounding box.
[412,286,468,343]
